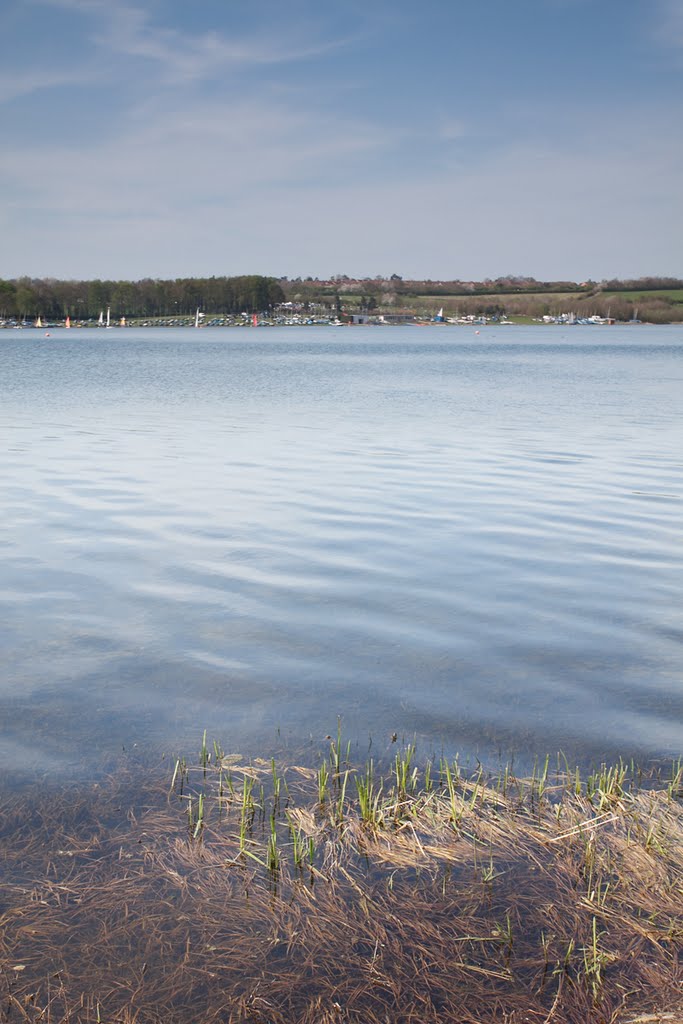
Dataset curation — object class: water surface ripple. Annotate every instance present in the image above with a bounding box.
[1,326,681,775]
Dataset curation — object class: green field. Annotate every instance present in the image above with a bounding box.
[289,286,683,322]
[413,288,683,304]
[602,288,683,303]
[413,291,581,304]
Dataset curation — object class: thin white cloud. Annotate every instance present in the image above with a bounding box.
[0,67,96,103]
[33,0,351,84]
[3,3,681,280]
[3,108,681,281]
[247,140,683,281]
[0,93,387,222]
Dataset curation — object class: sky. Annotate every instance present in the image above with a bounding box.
[0,0,681,281]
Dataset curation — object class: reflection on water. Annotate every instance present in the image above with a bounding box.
[1,326,682,777]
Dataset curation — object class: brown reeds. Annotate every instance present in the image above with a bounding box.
[1,747,682,1023]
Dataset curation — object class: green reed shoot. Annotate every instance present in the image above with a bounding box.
[424,759,433,792]
[317,759,329,804]
[271,758,281,809]
[442,759,462,827]
[171,757,184,793]
[335,769,350,825]
[480,851,497,884]
[286,813,307,871]
[329,717,350,780]
[582,916,608,1002]
[356,760,383,825]
[469,766,484,810]
[193,793,204,839]
[266,813,279,872]
[668,758,683,800]
[536,754,550,802]
[590,880,610,908]
[582,832,597,892]
[239,775,255,853]
[586,761,626,809]
[395,743,416,801]
[645,821,667,855]
[560,937,575,975]
[330,719,341,777]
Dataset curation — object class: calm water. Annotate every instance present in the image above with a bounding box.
[1,325,682,778]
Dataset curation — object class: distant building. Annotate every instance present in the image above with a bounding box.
[377,313,415,324]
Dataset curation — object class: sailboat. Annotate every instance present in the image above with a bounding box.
[195,307,202,329]
[65,315,71,329]
[35,316,43,328]
[120,316,126,327]
[98,311,104,327]
[106,307,112,329]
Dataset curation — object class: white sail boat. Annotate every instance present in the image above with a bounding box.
[195,307,202,328]
[106,307,112,329]
[98,311,104,327]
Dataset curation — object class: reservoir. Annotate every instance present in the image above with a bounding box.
[1,324,681,780]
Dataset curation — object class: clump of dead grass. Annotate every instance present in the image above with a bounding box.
[1,741,682,1023]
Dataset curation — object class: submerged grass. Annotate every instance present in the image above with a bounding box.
[0,743,682,1023]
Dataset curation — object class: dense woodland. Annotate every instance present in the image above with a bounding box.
[0,274,682,322]
[0,275,285,319]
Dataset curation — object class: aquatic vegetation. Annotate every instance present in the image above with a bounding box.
[0,746,682,1023]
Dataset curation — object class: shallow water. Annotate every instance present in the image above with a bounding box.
[1,324,682,778]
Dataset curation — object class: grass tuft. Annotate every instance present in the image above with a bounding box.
[0,743,682,1023]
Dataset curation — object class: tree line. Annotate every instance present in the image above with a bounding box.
[1,273,681,322]
[0,276,285,319]
[281,275,683,299]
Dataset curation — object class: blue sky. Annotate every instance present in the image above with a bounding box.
[1,0,681,280]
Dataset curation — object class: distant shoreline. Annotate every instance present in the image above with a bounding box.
[0,316,674,330]
[2,275,682,326]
